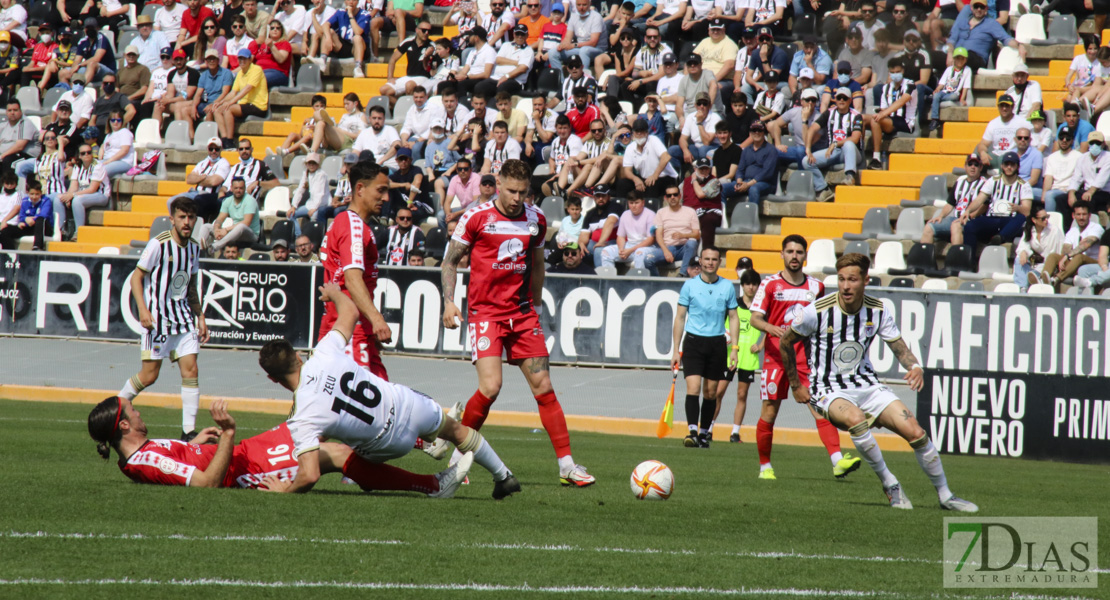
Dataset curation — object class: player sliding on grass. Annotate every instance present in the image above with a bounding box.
[750,235,861,480]
[116,197,209,442]
[438,158,595,488]
[87,397,472,497]
[780,253,978,512]
[257,282,522,499]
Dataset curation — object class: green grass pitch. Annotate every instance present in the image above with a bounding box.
[0,399,1106,599]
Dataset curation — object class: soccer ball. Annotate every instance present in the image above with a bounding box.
[630,460,673,500]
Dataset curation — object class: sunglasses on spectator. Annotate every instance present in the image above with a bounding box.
[205,25,217,29]
[396,215,412,221]
[590,128,604,133]
[239,146,253,151]
[208,145,221,151]
[80,151,92,155]
[481,182,495,186]
[892,9,905,13]
[458,166,471,171]
[110,118,122,123]
[1015,135,1030,140]
[44,135,57,140]
[664,192,679,197]
[419,27,431,32]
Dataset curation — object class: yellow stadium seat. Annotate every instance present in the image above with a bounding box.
[158,181,193,196]
[834,186,918,205]
[1048,60,1071,77]
[263,121,301,136]
[966,107,997,122]
[342,78,389,96]
[889,153,967,172]
[748,234,786,251]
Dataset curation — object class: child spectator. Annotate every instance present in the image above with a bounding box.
[557,196,584,247]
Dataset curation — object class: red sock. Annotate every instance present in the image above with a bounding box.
[461,389,495,430]
[342,454,437,494]
[814,417,842,456]
[535,391,571,459]
[756,418,774,465]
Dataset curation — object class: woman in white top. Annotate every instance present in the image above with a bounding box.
[290,152,331,235]
[1065,36,1100,103]
[34,131,69,199]
[1012,201,1063,291]
[55,143,109,229]
[0,0,27,48]
[100,110,136,181]
[308,92,369,154]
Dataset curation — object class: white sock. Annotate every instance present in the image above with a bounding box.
[471,437,510,481]
[912,438,953,501]
[851,429,898,488]
[688,424,697,433]
[698,427,708,435]
[731,424,741,435]
[829,451,843,465]
[872,152,882,160]
[759,463,773,472]
[119,375,145,401]
[557,454,575,474]
[181,384,199,433]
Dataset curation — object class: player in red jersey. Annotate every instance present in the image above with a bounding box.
[87,397,471,497]
[749,234,861,480]
[320,160,394,380]
[439,159,595,487]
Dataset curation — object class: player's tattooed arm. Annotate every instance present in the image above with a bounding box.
[779,328,809,403]
[187,277,202,316]
[888,338,925,392]
[441,240,469,329]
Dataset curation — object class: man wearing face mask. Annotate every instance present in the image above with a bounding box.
[91,74,136,130]
[53,76,95,131]
[866,59,915,170]
[622,118,678,198]
[820,60,864,114]
[21,24,58,89]
[1067,132,1110,219]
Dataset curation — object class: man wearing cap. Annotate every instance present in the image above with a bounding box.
[455,27,497,97]
[565,86,600,139]
[550,0,604,72]
[37,26,79,92]
[927,46,971,132]
[290,152,332,234]
[921,154,988,244]
[69,17,115,83]
[753,71,788,123]
[551,242,596,275]
[1041,126,1081,217]
[805,86,862,198]
[168,137,232,222]
[52,76,95,130]
[42,101,79,161]
[976,94,1032,170]
[744,28,787,99]
[682,157,724,245]
[1004,63,1042,120]
[788,37,831,97]
[620,25,672,102]
[947,0,1024,73]
[154,0,188,48]
[1067,131,1110,218]
[790,68,817,107]
[164,49,201,129]
[269,238,291,262]
[21,24,57,90]
[552,54,597,110]
[732,27,758,99]
[835,27,873,89]
[653,53,683,131]
[137,47,175,124]
[669,91,721,174]
[387,147,430,221]
[694,19,739,91]
[0,31,18,101]
[677,54,720,123]
[322,0,370,77]
[133,15,173,73]
[194,49,235,125]
[956,150,1033,247]
[478,24,536,98]
[211,49,269,145]
[382,205,426,266]
[91,74,135,131]
[117,46,152,115]
[381,17,435,102]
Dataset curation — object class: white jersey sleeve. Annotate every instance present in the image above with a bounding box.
[879,297,901,342]
[137,238,162,272]
[789,301,819,338]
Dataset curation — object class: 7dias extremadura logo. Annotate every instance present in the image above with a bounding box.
[944,517,1098,589]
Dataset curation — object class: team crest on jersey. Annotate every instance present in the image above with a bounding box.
[806,292,815,302]
[767,382,778,395]
[527,222,540,237]
[477,336,491,351]
[157,457,177,474]
[864,321,876,337]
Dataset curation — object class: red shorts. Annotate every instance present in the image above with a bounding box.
[468,312,549,364]
[760,361,811,402]
[225,423,300,489]
[319,317,389,381]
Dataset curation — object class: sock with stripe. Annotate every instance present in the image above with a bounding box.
[342,454,437,494]
[460,389,495,430]
[910,435,952,501]
[815,417,843,464]
[457,428,511,481]
[849,422,898,488]
[534,391,572,459]
[685,394,699,431]
[119,374,146,401]
[181,378,199,434]
[756,418,774,466]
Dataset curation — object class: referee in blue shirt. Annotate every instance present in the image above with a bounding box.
[671,246,741,448]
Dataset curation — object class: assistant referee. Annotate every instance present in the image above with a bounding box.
[671,246,741,448]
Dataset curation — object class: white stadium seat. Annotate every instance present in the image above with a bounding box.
[1028,283,1055,295]
[921,278,949,290]
[803,239,836,276]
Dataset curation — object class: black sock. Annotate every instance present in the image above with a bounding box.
[700,397,716,432]
[685,394,700,431]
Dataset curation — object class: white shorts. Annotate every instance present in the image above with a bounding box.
[140,329,199,362]
[385,76,432,94]
[810,384,899,426]
[353,388,445,463]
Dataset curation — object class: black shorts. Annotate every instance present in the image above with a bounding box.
[336,38,356,59]
[239,104,267,118]
[890,115,912,134]
[682,333,727,381]
[724,368,756,384]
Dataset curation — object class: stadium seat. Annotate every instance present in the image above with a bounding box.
[803,239,837,275]
[625,267,651,277]
[365,95,391,121]
[888,277,915,288]
[878,208,924,241]
[269,219,296,246]
[424,226,447,258]
[888,242,935,275]
[264,154,287,182]
[321,155,344,183]
[958,280,984,291]
[118,30,139,55]
[677,41,697,65]
[27,88,63,118]
[1035,15,1078,46]
[249,252,271,261]
[843,240,870,258]
[131,215,172,246]
[532,68,563,99]
[149,120,191,150]
[871,241,907,275]
[140,4,158,19]
[540,196,565,222]
[260,186,291,218]
[284,155,307,186]
[972,245,1011,280]
[127,246,143,255]
[765,171,814,203]
[924,244,974,278]
[716,203,760,234]
[1048,211,1064,231]
[793,12,815,37]
[979,47,1021,76]
[244,106,271,123]
[993,282,1020,294]
[1014,14,1046,44]
[901,175,947,208]
[275,63,323,94]
[843,207,891,240]
[645,197,661,212]
[193,121,220,150]
[97,246,121,255]
[16,87,40,113]
[28,0,53,26]
[302,221,324,250]
[388,96,415,128]
[867,275,882,286]
[1028,283,1055,295]
[133,119,162,151]
[595,265,617,277]
[823,274,838,287]
[921,278,949,290]
[1096,112,1110,139]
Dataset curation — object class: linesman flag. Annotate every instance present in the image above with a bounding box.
[656,357,680,438]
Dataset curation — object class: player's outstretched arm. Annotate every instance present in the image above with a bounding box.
[779,328,810,404]
[188,400,237,488]
[751,311,785,338]
[319,282,356,344]
[888,338,924,392]
[441,239,468,329]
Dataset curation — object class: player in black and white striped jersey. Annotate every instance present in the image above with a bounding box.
[117,197,210,442]
[780,253,979,513]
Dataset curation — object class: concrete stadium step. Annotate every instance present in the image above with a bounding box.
[834,186,918,205]
[342,78,391,97]
[914,138,979,154]
[805,202,882,220]
[1048,60,1071,77]
[942,122,987,140]
[992,90,1065,110]
[263,122,301,137]
[860,170,940,187]
[966,107,999,122]
[240,136,288,152]
[102,211,164,228]
[131,195,174,213]
[889,153,968,172]
[780,217,862,238]
[158,181,193,196]
[47,241,114,254]
[75,226,148,246]
[1030,75,1066,91]
[722,250,789,277]
[748,234,786,251]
